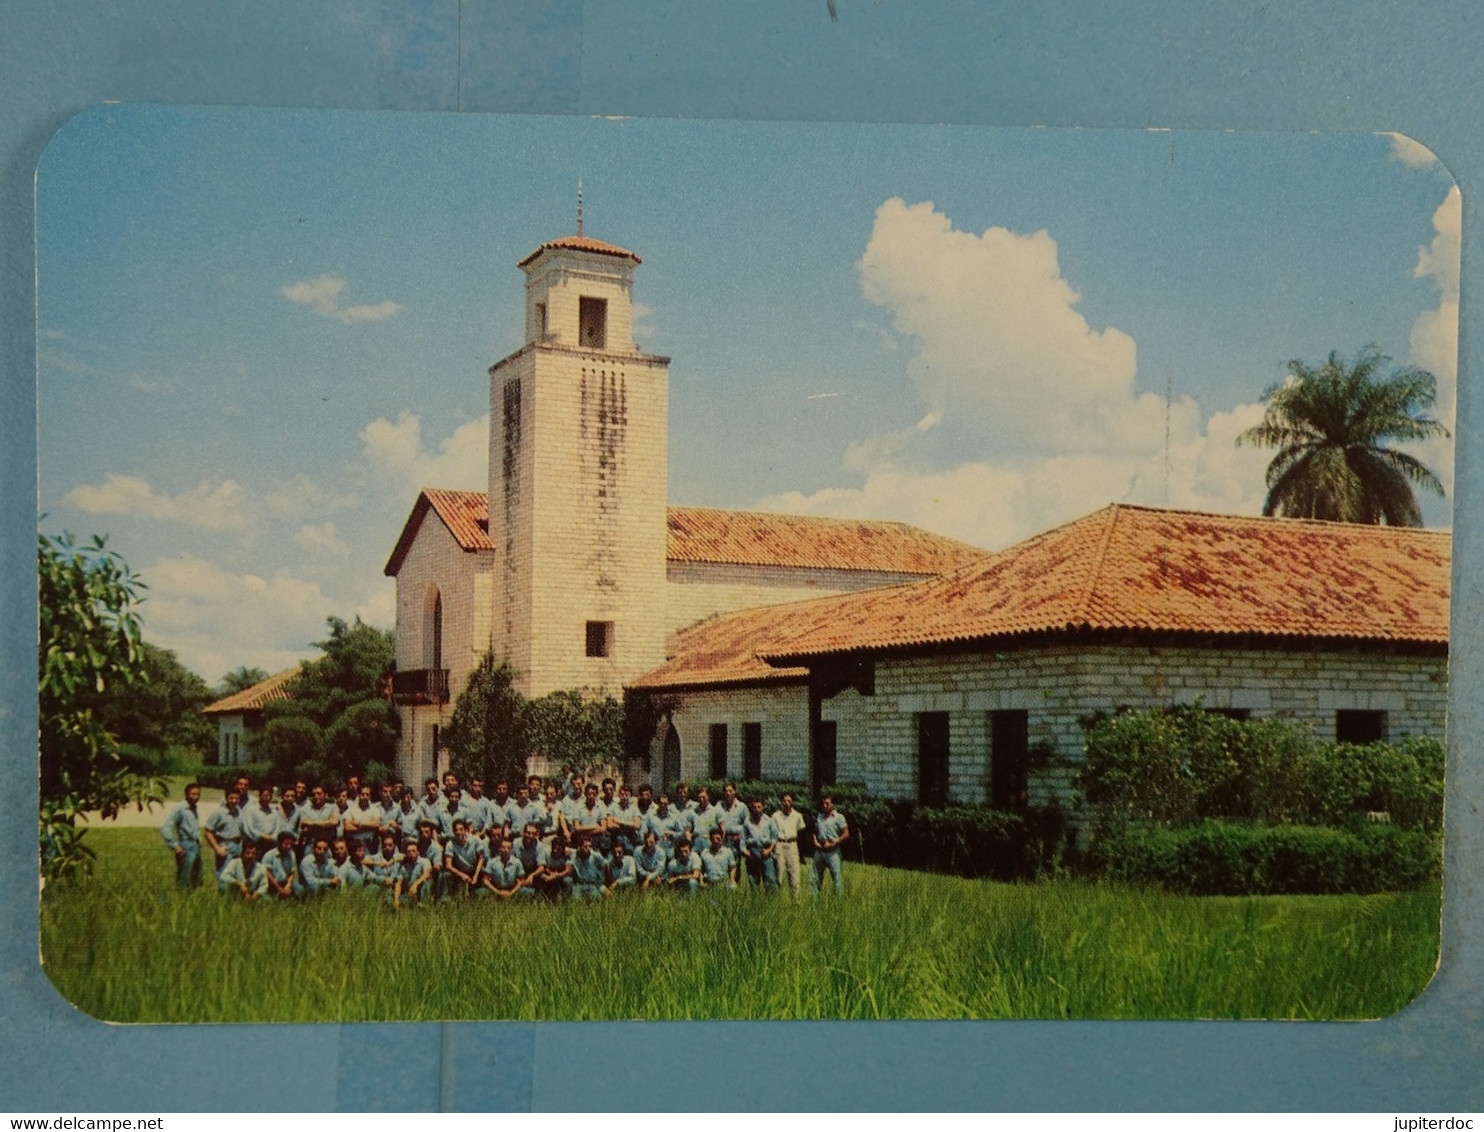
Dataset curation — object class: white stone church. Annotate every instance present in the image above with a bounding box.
[383,226,1450,808]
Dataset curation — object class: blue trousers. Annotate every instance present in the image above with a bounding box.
[174,842,203,889]
[811,849,843,896]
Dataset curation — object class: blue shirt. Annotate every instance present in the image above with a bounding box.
[741,814,778,856]
[514,838,548,876]
[606,854,638,888]
[570,849,607,888]
[815,810,849,849]
[241,802,280,844]
[688,805,721,842]
[607,799,643,838]
[699,844,736,883]
[486,853,525,891]
[665,849,701,884]
[461,794,493,834]
[643,809,686,846]
[160,802,200,850]
[634,844,667,884]
[218,856,268,896]
[338,860,374,889]
[395,855,433,891]
[445,837,485,878]
[204,805,244,846]
[715,800,748,841]
[435,803,469,841]
[262,846,299,889]
[392,803,421,838]
[273,804,302,841]
[300,853,341,893]
[299,801,341,839]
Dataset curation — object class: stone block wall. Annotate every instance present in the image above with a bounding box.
[831,642,1447,809]
[665,684,813,784]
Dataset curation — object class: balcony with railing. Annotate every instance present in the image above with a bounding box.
[391,668,450,705]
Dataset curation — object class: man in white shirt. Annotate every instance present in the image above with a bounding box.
[771,792,808,898]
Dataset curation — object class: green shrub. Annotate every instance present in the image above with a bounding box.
[195,761,274,791]
[1089,820,1439,895]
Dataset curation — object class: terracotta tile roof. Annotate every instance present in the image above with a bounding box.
[204,667,300,715]
[517,233,641,268]
[385,491,986,578]
[384,488,492,576]
[759,504,1451,664]
[629,594,854,690]
[666,506,988,575]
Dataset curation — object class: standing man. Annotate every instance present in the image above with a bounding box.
[274,785,302,849]
[298,785,341,850]
[567,782,608,849]
[642,793,686,854]
[463,778,493,841]
[771,793,807,898]
[343,784,383,853]
[810,794,850,898]
[203,789,245,874]
[607,783,643,853]
[687,787,720,847]
[740,797,779,890]
[242,785,280,857]
[435,786,468,844]
[160,783,204,890]
[715,782,747,863]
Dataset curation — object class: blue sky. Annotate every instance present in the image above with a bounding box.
[36,106,1458,683]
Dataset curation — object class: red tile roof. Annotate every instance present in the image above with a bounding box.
[758,504,1451,664]
[204,668,300,715]
[385,491,988,578]
[384,489,492,576]
[517,234,641,268]
[666,506,987,575]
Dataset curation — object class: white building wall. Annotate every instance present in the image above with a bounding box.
[215,715,248,766]
[838,643,1448,808]
[390,517,495,780]
[665,685,813,784]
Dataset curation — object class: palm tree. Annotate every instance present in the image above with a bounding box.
[1237,346,1449,526]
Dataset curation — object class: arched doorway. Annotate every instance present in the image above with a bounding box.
[662,723,682,789]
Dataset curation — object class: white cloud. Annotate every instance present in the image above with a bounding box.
[1386,133,1439,169]
[858,198,1141,455]
[135,554,332,682]
[1407,184,1460,506]
[64,474,250,533]
[760,201,1275,548]
[280,274,402,324]
[262,475,359,520]
[359,411,488,494]
[293,521,350,560]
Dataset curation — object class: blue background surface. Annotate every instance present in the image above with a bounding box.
[3,1,1481,1111]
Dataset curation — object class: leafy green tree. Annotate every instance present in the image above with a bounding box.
[1236,345,1449,526]
[256,716,326,781]
[444,653,527,787]
[38,531,163,881]
[281,616,395,727]
[323,698,401,780]
[218,666,269,696]
[525,688,624,774]
[76,641,215,759]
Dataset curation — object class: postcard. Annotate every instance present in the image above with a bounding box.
[35,107,1457,1022]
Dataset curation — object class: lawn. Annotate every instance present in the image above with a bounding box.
[39,827,1440,1023]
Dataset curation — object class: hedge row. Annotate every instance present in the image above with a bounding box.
[1079,706,1444,833]
[1087,820,1440,895]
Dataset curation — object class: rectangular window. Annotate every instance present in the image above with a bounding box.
[585,620,613,658]
[743,722,762,780]
[535,300,548,338]
[579,296,608,349]
[1205,707,1252,721]
[917,711,950,806]
[709,723,728,779]
[1336,709,1388,744]
[812,719,837,790]
[990,709,1029,810]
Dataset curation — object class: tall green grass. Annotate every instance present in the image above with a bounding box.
[40,828,1439,1023]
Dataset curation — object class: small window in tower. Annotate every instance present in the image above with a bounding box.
[586,620,614,658]
[535,301,548,339]
[579,296,607,349]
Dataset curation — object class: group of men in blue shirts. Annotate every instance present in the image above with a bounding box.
[159,768,852,907]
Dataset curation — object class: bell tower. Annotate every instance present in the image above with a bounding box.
[488,220,671,697]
